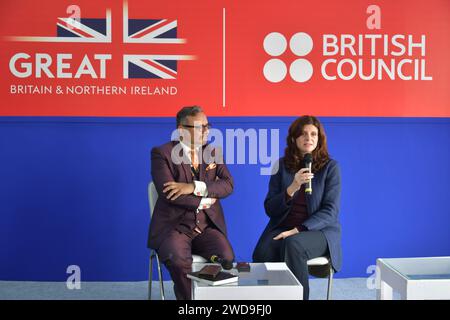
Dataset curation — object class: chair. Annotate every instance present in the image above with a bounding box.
[307,256,334,300]
[147,181,206,300]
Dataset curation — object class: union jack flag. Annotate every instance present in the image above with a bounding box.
[7,1,195,79]
[125,19,184,44]
[122,1,184,44]
[124,55,194,79]
[57,18,109,42]
[9,11,111,43]
[122,1,194,78]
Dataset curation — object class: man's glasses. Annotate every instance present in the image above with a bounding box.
[181,123,211,131]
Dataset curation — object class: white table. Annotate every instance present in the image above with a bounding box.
[191,262,303,300]
[376,256,450,300]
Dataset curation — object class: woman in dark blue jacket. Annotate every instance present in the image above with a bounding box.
[253,115,342,300]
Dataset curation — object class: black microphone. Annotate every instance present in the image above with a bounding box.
[210,255,233,270]
[304,153,313,195]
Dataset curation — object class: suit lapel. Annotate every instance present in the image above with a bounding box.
[285,170,294,188]
[173,141,193,183]
[182,163,193,183]
[199,162,206,182]
[199,142,213,182]
[200,144,210,182]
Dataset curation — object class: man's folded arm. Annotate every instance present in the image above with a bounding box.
[151,147,201,210]
[203,163,234,199]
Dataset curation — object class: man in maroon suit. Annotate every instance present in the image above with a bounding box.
[147,106,235,300]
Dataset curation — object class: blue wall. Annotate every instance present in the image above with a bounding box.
[1,116,449,281]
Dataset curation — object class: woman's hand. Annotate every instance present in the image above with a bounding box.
[163,182,195,200]
[286,168,314,197]
[273,228,299,240]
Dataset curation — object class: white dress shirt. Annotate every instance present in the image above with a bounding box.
[179,141,214,210]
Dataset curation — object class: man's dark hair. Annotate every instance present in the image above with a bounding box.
[176,106,203,127]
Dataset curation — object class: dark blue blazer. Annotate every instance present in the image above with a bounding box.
[260,157,342,272]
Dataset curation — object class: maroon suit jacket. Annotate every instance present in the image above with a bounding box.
[147,141,234,250]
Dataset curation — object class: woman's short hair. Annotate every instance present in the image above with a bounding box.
[284,115,330,173]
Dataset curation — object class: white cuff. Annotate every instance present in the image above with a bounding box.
[197,197,213,210]
[193,180,208,197]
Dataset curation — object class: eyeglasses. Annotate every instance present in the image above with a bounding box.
[181,123,211,131]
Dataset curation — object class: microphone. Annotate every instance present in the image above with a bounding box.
[304,153,313,195]
[210,255,233,270]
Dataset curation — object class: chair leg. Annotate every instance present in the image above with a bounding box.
[148,253,154,300]
[156,253,165,300]
[327,264,334,300]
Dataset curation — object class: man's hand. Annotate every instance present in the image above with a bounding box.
[163,182,195,200]
[273,228,299,240]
